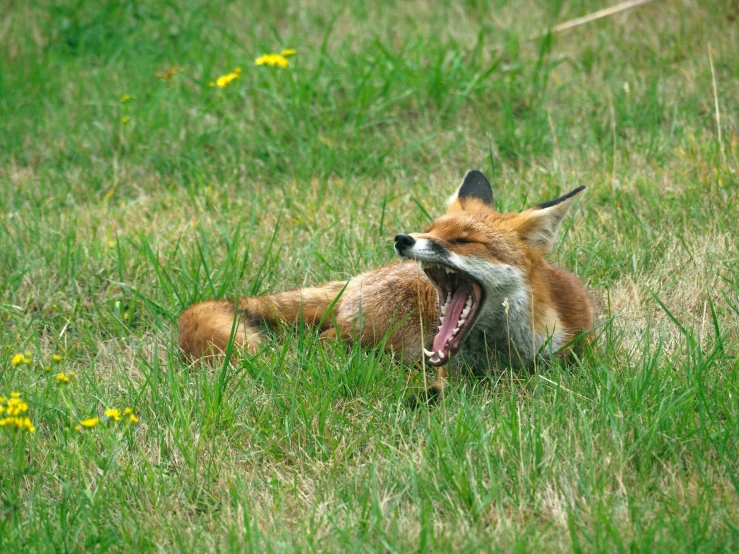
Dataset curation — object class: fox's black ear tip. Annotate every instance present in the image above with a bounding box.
[536,185,587,210]
[458,170,494,206]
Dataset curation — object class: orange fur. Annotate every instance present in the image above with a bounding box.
[178,171,595,396]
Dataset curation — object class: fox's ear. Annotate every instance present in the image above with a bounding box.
[447,170,494,213]
[518,186,586,253]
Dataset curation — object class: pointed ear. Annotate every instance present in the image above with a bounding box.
[446,170,494,213]
[518,186,586,253]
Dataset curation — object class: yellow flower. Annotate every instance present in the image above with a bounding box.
[55,372,70,384]
[79,417,99,429]
[68,371,76,378]
[281,49,297,56]
[128,413,139,424]
[254,53,289,68]
[11,392,20,398]
[0,416,35,432]
[120,94,132,103]
[234,66,242,74]
[52,354,63,362]
[105,408,121,421]
[215,70,239,88]
[11,353,24,365]
[124,407,133,414]
[121,117,130,124]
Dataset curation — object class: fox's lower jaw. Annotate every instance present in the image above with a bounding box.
[419,262,483,366]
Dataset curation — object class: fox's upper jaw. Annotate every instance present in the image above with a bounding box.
[395,236,523,366]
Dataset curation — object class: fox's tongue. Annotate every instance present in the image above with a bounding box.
[432,282,471,353]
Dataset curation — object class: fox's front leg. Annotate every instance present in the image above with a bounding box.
[407,365,448,408]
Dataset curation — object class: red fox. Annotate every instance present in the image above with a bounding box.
[178,170,595,396]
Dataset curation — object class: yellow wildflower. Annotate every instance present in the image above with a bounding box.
[68,371,76,377]
[11,353,24,366]
[121,117,130,124]
[0,416,35,432]
[254,53,289,68]
[105,408,122,421]
[234,67,242,74]
[120,94,132,103]
[52,354,63,362]
[79,417,100,429]
[215,70,240,88]
[128,413,139,424]
[0,393,34,432]
[281,49,297,56]
[55,372,70,384]
[124,407,133,414]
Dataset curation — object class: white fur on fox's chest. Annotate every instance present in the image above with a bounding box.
[446,254,562,371]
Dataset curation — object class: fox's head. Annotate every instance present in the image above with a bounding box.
[394,170,585,367]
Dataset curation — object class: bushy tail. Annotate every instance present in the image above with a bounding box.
[178,281,347,361]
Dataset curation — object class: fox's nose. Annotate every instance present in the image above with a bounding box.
[394,234,416,251]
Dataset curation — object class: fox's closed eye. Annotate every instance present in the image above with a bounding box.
[451,237,474,245]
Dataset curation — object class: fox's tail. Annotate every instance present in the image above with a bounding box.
[177,281,347,361]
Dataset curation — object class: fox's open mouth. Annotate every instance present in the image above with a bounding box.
[420,262,483,366]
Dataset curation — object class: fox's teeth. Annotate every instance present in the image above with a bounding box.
[453,326,460,335]
[461,307,470,318]
[440,304,447,315]
[466,296,472,307]
[446,292,452,303]
[445,267,454,274]
[423,348,435,357]
[439,316,444,324]
[438,351,446,360]
[458,319,465,326]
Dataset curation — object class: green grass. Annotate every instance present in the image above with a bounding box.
[1,0,738,551]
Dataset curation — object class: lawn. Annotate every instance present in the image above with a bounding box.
[1,0,738,551]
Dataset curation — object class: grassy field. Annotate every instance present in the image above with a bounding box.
[1,0,738,551]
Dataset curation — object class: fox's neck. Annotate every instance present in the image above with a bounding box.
[456,265,557,371]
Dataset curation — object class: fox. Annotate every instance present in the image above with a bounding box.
[178,170,595,399]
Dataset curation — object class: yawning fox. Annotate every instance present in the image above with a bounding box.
[178,170,595,395]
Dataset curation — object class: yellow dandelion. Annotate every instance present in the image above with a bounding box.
[11,392,21,398]
[79,417,100,429]
[124,407,133,414]
[52,354,63,362]
[55,372,70,384]
[105,408,122,421]
[121,117,130,124]
[45,365,51,371]
[215,71,239,87]
[255,53,289,68]
[0,416,35,432]
[120,94,132,103]
[128,413,139,424]
[11,353,24,366]
[281,49,297,56]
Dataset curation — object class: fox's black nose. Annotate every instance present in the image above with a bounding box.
[394,234,416,251]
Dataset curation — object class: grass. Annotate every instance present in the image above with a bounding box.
[1,0,738,551]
